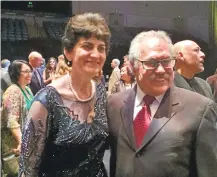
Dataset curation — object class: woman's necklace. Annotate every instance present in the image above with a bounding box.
[67,73,95,102]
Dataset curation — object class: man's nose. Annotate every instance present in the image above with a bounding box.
[154,64,166,73]
[200,51,205,59]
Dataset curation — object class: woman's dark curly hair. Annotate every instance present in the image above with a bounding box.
[8,60,33,84]
[62,12,111,66]
[121,65,135,83]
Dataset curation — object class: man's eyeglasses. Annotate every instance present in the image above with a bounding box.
[21,70,33,74]
[136,58,176,70]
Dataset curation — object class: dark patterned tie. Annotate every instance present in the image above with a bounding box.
[133,95,155,148]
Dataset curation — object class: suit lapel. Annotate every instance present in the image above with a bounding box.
[138,86,184,151]
[121,86,137,149]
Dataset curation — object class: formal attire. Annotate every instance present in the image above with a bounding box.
[108,67,120,95]
[107,85,217,177]
[206,74,217,102]
[111,80,136,94]
[174,71,214,100]
[0,69,12,100]
[29,68,45,95]
[1,84,33,176]
[19,83,109,177]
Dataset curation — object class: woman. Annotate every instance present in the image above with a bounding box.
[54,58,71,80]
[43,57,57,85]
[19,12,111,177]
[111,65,136,94]
[1,60,33,176]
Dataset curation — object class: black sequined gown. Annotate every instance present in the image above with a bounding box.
[19,83,109,177]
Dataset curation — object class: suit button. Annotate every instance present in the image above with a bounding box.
[136,153,141,157]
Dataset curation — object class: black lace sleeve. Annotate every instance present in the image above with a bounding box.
[19,90,49,177]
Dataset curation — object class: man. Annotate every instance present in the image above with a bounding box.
[173,40,213,99]
[107,30,217,177]
[108,58,121,95]
[28,51,45,95]
[0,68,12,102]
[1,59,11,71]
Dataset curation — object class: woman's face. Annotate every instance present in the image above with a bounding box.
[65,36,106,77]
[18,64,33,86]
[49,59,56,69]
[120,66,130,81]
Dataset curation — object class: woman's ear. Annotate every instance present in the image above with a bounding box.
[63,48,72,67]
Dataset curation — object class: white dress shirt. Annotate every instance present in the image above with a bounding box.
[133,85,165,120]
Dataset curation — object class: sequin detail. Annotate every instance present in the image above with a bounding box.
[19,83,109,177]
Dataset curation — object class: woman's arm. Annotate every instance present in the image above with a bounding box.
[43,70,52,85]
[19,101,48,177]
[10,127,22,154]
[2,86,23,153]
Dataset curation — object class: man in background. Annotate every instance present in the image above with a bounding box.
[108,58,121,95]
[1,59,11,71]
[173,40,213,100]
[28,51,45,95]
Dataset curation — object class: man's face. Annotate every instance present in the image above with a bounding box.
[134,37,174,96]
[31,56,43,68]
[111,60,116,68]
[182,41,205,74]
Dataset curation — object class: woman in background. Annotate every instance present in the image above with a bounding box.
[1,60,33,176]
[111,65,136,94]
[19,12,111,177]
[43,57,57,85]
[54,58,71,80]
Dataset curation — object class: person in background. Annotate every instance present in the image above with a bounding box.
[122,54,130,67]
[107,30,217,177]
[57,54,65,62]
[28,51,45,95]
[19,12,111,177]
[1,60,33,177]
[111,65,136,94]
[173,40,214,100]
[43,57,57,85]
[93,70,106,86]
[39,58,46,74]
[108,58,121,95]
[54,57,71,80]
[1,59,11,71]
[206,68,217,102]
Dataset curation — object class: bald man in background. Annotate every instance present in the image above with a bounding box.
[173,40,214,100]
[28,51,45,95]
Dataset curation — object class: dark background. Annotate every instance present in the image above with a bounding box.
[1,1,72,16]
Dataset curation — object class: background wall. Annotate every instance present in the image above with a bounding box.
[72,1,209,42]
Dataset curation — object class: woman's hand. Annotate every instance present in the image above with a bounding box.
[13,143,21,155]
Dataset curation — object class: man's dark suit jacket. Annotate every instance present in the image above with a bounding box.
[107,85,217,177]
[174,71,214,100]
[1,69,12,101]
[29,68,45,95]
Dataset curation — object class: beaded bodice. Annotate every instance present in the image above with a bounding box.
[19,83,109,177]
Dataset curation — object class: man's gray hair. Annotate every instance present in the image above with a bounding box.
[113,58,120,67]
[128,30,174,68]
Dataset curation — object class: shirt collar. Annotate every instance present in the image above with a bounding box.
[135,85,165,107]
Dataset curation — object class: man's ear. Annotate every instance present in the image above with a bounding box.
[177,52,185,61]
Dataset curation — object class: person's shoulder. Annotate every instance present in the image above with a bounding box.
[33,86,60,109]
[173,86,212,105]
[5,84,20,93]
[3,84,21,99]
[108,88,132,105]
